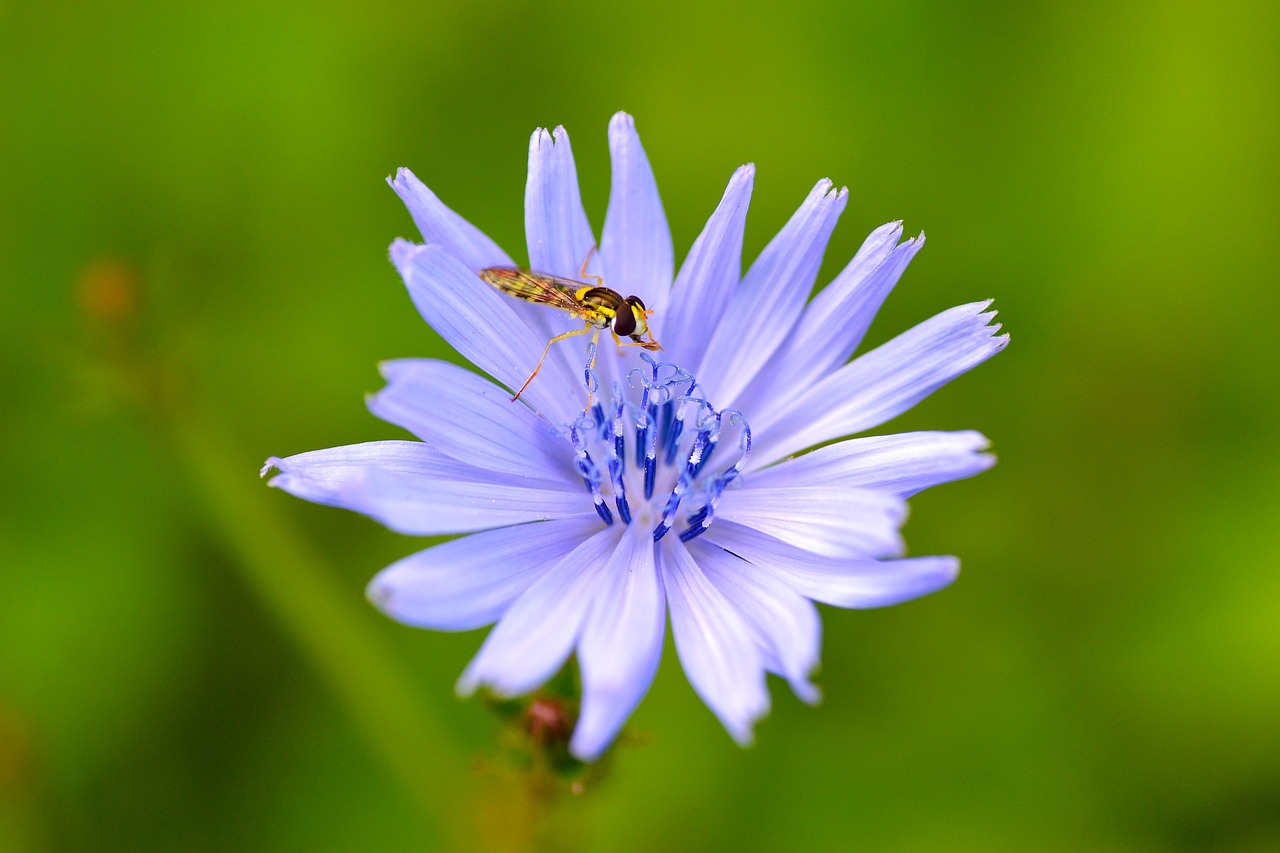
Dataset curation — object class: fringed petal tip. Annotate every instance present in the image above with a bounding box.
[949,430,998,474]
[817,178,848,200]
[866,220,906,246]
[974,299,1011,338]
[388,236,417,265]
[530,124,570,149]
[259,457,282,479]
[608,110,635,134]
[387,172,514,270]
[386,166,415,192]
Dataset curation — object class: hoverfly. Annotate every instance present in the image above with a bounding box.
[478,251,662,404]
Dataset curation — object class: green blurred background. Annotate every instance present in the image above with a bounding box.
[3,0,1278,850]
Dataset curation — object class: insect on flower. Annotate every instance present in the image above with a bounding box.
[478,249,662,403]
[265,114,1008,763]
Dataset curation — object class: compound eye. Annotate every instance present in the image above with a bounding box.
[612,304,637,337]
[625,297,649,336]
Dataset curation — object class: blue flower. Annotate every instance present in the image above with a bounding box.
[263,112,1008,761]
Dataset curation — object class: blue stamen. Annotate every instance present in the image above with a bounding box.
[658,400,675,461]
[597,390,631,526]
[564,351,751,540]
[612,412,633,523]
[633,421,649,469]
[632,355,659,410]
[663,415,684,466]
[613,433,626,475]
[678,523,708,542]
[652,424,711,541]
[677,411,752,541]
[584,342,599,394]
[626,364,665,502]
[694,406,721,473]
[678,496,714,542]
[642,403,658,499]
[566,419,612,527]
[634,402,652,470]
[691,436,716,478]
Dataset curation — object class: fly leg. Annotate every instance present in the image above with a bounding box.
[512,326,591,403]
[577,244,604,289]
[612,330,664,352]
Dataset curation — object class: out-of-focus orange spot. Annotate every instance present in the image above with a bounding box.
[0,702,35,790]
[76,257,140,324]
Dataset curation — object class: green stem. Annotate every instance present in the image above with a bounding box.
[168,413,468,832]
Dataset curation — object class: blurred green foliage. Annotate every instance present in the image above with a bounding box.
[2,0,1279,850]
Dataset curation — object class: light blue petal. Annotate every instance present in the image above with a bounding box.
[750,301,1009,468]
[366,516,601,631]
[525,125,600,280]
[662,538,770,745]
[738,224,921,413]
[749,430,995,498]
[688,538,822,705]
[456,525,622,697]
[263,441,589,536]
[714,484,907,559]
[368,358,576,485]
[522,125,606,389]
[794,226,923,376]
[390,239,582,424]
[387,168,514,270]
[262,440,484,501]
[660,165,754,371]
[600,112,673,315]
[845,219,906,276]
[704,521,961,609]
[570,523,665,761]
[697,179,847,406]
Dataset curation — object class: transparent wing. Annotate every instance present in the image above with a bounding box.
[478,268,586,316]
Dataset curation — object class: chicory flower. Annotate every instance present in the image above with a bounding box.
[264,113,1007,761]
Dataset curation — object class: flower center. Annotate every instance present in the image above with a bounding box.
[555,350,752,543]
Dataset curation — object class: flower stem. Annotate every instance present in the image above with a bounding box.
[168,412,469,834]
